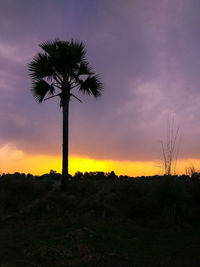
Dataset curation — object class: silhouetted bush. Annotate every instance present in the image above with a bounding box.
[83,171,106,180]
[73,171,118,180]
[108,182,152,220]
[73,171,84,180]
[0,174,47,217]
[107,171,118,180]
[152,181,191,224]
[1,172,200,226]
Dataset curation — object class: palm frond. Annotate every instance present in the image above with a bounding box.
[79,75,103,98]
[66,40,86,70]
[29,53,54,80]
[69,40,86,57]
[77,61,94,76]
[39,39,62,56]
[31,80,55,103]
[29,39,103,103]
[39,39,86,75]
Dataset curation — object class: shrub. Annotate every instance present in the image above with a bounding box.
[0,175,47,216]
[73,171,84,180]
[152,181,190,225]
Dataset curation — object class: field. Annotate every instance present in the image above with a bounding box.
[0,172,200,266]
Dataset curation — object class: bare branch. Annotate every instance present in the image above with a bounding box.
[44,93,61,101]
[161,117,181,176]
[70,84,78,90]
[54,74,63,84]
[52,83,62,89]
[70,93,82,103]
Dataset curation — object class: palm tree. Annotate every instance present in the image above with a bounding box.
[29,39,103,189]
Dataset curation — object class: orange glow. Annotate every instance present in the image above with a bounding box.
[0,144,200,176]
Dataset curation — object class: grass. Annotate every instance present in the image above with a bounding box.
[0,173,200,266]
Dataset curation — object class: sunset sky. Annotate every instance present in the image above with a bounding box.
[1,0,200,176]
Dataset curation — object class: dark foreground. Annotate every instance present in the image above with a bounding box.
[0,173,200,266]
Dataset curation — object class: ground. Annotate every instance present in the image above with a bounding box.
[0,175,200,266]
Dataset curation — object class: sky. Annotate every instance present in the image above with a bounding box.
[1,0,200,175]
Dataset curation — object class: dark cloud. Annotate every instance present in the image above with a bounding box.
[0,0,200,161]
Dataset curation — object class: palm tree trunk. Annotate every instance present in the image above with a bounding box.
[62,98,69,190]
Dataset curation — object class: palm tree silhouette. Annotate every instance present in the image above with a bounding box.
[29,39,103,189]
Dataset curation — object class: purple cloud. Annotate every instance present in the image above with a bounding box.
[0,0,200,162]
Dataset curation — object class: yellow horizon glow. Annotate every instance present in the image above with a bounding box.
[0,144,200,176]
